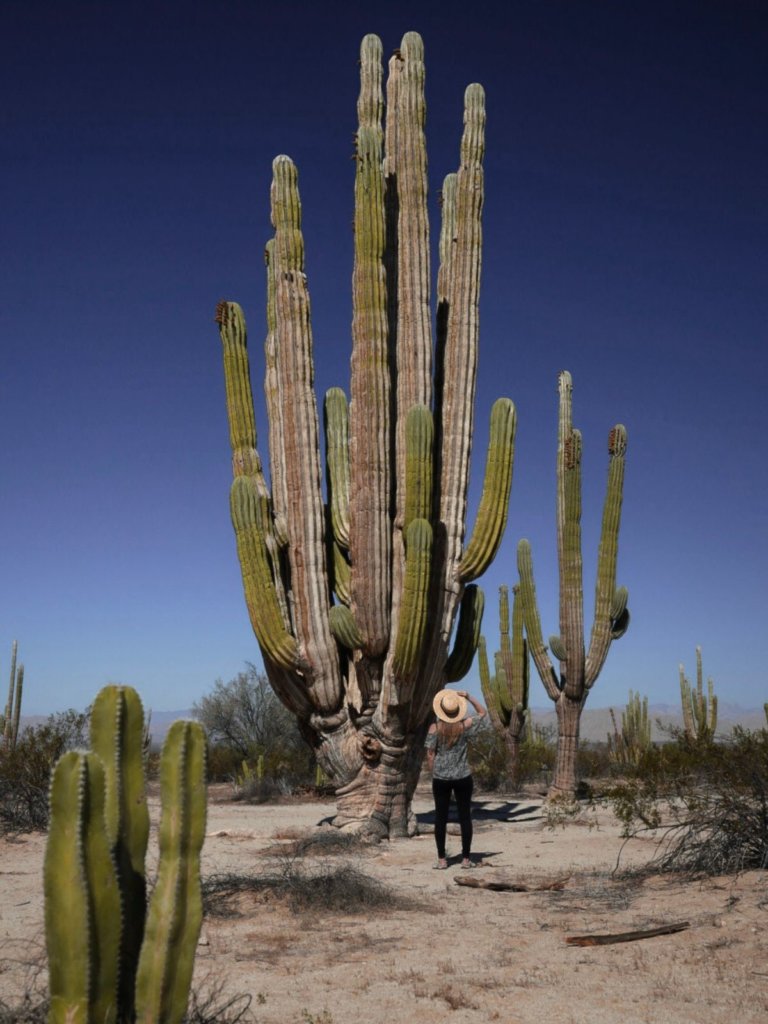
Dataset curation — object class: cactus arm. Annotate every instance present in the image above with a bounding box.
[4,640,17,743]
[349,34,391,658]
[458,397,516,582]
[270,156,340,709]
[387,32,432,520]
[433,172,457,460]
[556,372,586,699]
[679,664,694,738]
[438,83,485,612]
[89,684,150,1013]
[585,425,629,687]
[516,539,561,701]
[403,405,434,530]
[708,679,718,736]
[45,751,121,1024]
[324,388,351,551]
[510,584,529,711]
[477,637,503,733]
[230,476,299,672]
[392,519,433,691]
[10,663,23,750]
[329,605,364,650]
[263,239,289,548]
[444,584,484,683]
[135,721,207,1024]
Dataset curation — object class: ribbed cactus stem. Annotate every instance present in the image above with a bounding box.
[4,640,17,744]
[350,34,391,657]
[444,584,484,683]
[45,751,122,1024]
[89,684,150,1014]
[329,605,364,651]
[458,397,516,582]
[271,156,339,706]
[392,519,433,688]
[438,83,485,599]
[517,540,559,700]
[263,239,289,547]
[403,405,434,530]
[10,663,23,750]
[679,646,717,740]
[324,388,351,550]
[135,720,207,1024]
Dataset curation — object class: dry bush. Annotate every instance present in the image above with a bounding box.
[605,727,768,876]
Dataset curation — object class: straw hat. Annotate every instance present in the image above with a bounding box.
[433,689,468,723]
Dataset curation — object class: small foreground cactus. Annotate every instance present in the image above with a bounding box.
[607,690,651,767]
[679,646,717,742]
[517,370,629,799]
[478,585,530,785]
[2,640,25,751]
[44,684,207,1024]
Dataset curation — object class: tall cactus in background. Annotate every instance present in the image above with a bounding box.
[478,585,530,785]
[215,32,516,837]
[45,684,206,1024]
[679,646,717,742]
[2,640,25,751]
[607,690,651,767]
[517,370,629,799]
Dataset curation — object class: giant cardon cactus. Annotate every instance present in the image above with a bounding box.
[478,585,530,785]
[679,646,717,742]
[517,370,629,799]
[44,684,206,1024]
[215,32,516,837]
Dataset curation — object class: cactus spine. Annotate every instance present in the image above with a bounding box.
[44,685,206,1024]
[607,690,651,767]
[478,585,530,784]
[517,371,628,799]
[215,33,515,837]
[679,646,717,742]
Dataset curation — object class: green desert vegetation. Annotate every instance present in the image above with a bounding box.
[215,30,515,839]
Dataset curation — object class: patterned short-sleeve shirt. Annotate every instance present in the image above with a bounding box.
[425,717,482,781]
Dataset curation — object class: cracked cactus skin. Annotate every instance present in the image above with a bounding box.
[517,371,628,799]
[215,32,516,838]
[44,687,207,1024]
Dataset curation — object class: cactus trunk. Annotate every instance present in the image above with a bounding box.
[216,33,515,837]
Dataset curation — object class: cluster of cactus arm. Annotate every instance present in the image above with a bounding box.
[478,585,530,743]
[45,684,207,1024]
[215,31,515,777]
[607,690,651,766]
[679,646,718,742]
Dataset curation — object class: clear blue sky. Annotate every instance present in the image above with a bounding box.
[2,1,766,715]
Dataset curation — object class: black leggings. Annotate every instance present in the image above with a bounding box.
[432,775,474,859]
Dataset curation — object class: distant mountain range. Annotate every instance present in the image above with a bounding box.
[20,703,767,746]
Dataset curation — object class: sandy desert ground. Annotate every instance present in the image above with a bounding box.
[1,782,766,1024]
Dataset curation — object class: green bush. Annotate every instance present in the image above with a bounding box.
[0,709,88,832]
[602,726,768,875]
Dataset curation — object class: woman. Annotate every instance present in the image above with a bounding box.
[425,688,486,869]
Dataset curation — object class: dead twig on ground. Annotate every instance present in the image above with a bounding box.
[454,874,570,892]
[565,921,690,946]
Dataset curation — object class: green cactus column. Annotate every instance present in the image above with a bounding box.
[478,585,530,785]
[216,32,516,839]
[607,690,651,767]
[679,646,717,742]
[517,371,629,800]
[44,685,207,1024]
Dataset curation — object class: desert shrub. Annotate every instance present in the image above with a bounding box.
[194,666,317,791]
[0,709,89,833]
[469,720,557,791]
[604,727,768,875]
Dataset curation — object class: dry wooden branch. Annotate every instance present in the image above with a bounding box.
[454,874,570,892]
[565,921,690,946]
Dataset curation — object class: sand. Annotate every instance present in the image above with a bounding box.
[1,783,766,1023]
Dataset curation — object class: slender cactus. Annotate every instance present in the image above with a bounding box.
[607,690,651,767]
[478,585,530,784]
[44,685,207,1024]
[3,641,22,748]
[679,646,717,742]
[215,33,516,837]
[517,371,628,799]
